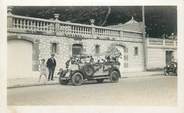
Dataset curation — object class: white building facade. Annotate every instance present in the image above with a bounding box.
[7,11,177,79]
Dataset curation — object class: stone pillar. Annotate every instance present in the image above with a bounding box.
[90,19,95,38]
[7,6,13,29]
[163,38,166,46]
[54,13,60,36]
[144,31,148,71]
[32,39,40,71]
[54,13,60,20]
[120,30,123,38]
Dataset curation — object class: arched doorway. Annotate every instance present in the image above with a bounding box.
[8,39,33,79]
[115,46,125,74]
[109,43,128,75]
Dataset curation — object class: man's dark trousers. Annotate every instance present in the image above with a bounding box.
[48,67,55,80]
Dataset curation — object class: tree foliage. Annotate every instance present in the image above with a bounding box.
[11,6,177,38]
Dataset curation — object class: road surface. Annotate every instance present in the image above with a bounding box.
[7,75,177,106]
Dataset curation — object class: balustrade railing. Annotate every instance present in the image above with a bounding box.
[165,39,175,46]
[57,21,93,38]
[148,38,163,45]
[8,14,123,39]
[95,26,120,37]
[8,15,55,34]
[7,13,176,48]
[147,38,176,48]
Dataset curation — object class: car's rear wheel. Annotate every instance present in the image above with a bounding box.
[96,79,104,83]
[71,72,83,86]
[109,70,120,83]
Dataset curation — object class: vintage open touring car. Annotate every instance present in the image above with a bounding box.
[164,61,177,76]
[58,49,122,86]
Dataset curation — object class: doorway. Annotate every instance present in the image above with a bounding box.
[114,46,125,74]
[166,51,173,65]
[8,39,33,79]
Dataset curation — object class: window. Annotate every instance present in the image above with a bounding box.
[95,45,100,54]
[124,48,128,53]
[134,47,138,56]
[72,44,83,56]
[51,43,58,54]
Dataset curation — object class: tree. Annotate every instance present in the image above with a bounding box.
[11,6,177,38]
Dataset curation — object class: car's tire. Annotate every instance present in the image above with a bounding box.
[109,70,120,83]
[59,75,69,85]
[71,72,83,86]
[83,64,95,77]
[96,79,104,83]
[164,68,168,76]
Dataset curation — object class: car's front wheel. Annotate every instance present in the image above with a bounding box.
[109,70,120,83]
[71,72,83,86]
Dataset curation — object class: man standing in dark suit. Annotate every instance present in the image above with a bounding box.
[46,54,56,81]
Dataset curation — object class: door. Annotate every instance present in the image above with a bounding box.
[166,51,173,65]
[8,39,33,79]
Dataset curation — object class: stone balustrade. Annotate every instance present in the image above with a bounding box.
[7,13,176,48]
[7,14,123,39]
[147,38,177,48]
[56,21,93,38]
[8,15,56,35]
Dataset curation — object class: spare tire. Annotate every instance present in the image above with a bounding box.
[82,64,95,77]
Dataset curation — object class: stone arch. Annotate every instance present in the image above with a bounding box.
[7,35,37,43]
[7,35,40,74]
[109,42,129,74]
[110,42,127,50]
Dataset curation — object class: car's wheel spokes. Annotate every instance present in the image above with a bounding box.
[74,75,82,83]
[110,71,119,83]
[71,72,83,86]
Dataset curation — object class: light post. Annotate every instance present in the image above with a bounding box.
[142,6,147,71]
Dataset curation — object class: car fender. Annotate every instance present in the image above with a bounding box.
[64,71,71,78]
[109,67,121,78]
[70,70,86,79]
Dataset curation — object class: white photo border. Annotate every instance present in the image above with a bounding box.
[1,0,184,113]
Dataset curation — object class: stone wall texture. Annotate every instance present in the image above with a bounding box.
[7,32,176,79]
